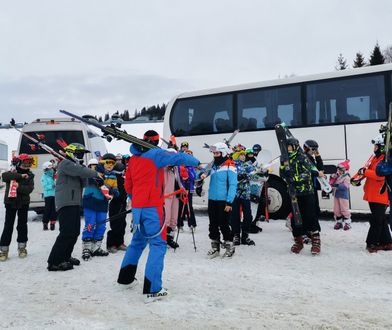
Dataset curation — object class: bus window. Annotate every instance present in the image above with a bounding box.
[170,94,233,136]
[237,85,301,130]
[0,143,7,161]
[19,131,85,154]
[306,75,386,125]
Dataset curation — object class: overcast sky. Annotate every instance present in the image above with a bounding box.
[1,0,391,123]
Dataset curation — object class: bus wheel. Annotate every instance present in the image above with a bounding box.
[267,176,290,220]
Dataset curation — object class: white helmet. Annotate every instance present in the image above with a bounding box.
[210,142,231,157]
[42,161,54,170]
[371,134,385,146]
[88,158,99,166]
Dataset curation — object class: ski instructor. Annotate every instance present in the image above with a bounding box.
[117,130,199,302]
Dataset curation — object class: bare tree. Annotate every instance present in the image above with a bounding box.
[383,45,392,63]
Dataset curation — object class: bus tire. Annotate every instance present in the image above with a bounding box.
[266,175,291,220]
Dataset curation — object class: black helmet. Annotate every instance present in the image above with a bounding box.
[304,139,319,149]
[287,137,299,147]
[101,153,116,161]
[252,144,262,152]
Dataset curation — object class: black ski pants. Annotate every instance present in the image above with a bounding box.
[0,205,29,246]
[106,198,127,248]
[208,200,233,242]
[178,192,197,227]
[43,196,57,224]
[291,194,320,237]
[255,185,267,219]
[366,202,391,246]
[47,205,80,265]
[231,197,252,235]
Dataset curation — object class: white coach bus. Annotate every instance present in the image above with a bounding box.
[163,64,392,218]
[17,117,107,213]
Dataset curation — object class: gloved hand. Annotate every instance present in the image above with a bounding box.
[357,167,366,176]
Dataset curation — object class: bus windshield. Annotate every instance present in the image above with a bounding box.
[19,130,85,154]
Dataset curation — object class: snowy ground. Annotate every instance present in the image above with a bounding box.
[1,201,392,330]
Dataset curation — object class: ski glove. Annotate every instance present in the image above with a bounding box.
[357,167,366,176]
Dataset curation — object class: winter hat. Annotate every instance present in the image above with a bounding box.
[42,161,54,170]
[338,159,350,171]
[232,150,246,160]
[88,158,99,166]
[101,153,117,161]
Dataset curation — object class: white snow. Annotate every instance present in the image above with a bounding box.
[0,198,392,329]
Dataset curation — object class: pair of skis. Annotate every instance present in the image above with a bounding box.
[275,124,303,226]
[280,123,332,194]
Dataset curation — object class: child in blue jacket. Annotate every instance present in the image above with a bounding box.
[41,161,57,231]
[199,142,237,258]
[82,154,119,260]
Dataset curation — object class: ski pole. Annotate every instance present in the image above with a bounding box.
[86,208,132,232]
[190,226,197,252]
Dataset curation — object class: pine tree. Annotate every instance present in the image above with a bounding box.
[98,116,103,122]
[353,52,366,68]
[123,110,130,121]
[369,43,385,65]
[335,53,348,70]
[104,113,110,122]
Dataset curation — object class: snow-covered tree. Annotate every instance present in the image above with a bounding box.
[335,53,348,70]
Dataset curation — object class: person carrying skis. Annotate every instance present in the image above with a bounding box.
[41,161,57,231]
[199,142,237,258]
[279,138,321,255]
[47,143,99,271]
[360,135,392,252]
[0,154,35,261]
[231,149,256,246]
[330,160,351,230]
[81,153,119,260]
[107,155,129,253]
[117,130,199,302]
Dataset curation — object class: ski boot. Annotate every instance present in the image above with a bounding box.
[108,246,118,254]
[334,217,343,230]
[291,236,304,254]
[310,232,321,255]
[43,223,49,231]
[241,233,255,246]
[0,246,9,262]
[343,218,351,231]
[47,261,73,271]
[166,227,179,249]
[144,287,169,304]
[117,244,127,251]
[222,241,235,258]
[233,234,241,246]
[207,240,220,259]
[82,239,93,261]
[68,257,81,266]
[366,244,379,253]
[18,243,27,258]
[92,240,109,257]
[50,220,56,231]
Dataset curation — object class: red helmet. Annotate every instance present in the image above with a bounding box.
[18,154,33,162]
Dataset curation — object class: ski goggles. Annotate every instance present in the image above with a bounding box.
[100,160,116,165]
